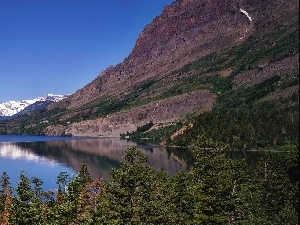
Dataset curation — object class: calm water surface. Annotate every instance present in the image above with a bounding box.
[0,135,191,190]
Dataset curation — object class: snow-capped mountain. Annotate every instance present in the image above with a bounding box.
[0,94,68,117]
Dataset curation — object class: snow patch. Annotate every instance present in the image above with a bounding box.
[239,28,248,40]
[240,8,252,22]
[0,94,68,116]
[238,8,253,40]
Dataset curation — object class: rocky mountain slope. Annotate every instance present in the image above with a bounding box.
[1,0,298,140]
[54,0,252,110]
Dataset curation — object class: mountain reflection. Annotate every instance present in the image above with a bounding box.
[5,138,189,180]
[0,143,56,165]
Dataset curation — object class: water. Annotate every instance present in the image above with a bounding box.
[0,135,190,190]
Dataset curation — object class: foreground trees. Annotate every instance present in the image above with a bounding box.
[0,140,298,224]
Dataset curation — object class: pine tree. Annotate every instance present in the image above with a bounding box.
[0,172,12,225]
[93,146,172,224]
[10,171,34,224]
[189,134,246,224]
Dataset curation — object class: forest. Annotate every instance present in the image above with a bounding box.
[126,71,299,152]
[0,136,298,224]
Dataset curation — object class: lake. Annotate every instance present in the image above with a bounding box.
[0,135,191,191]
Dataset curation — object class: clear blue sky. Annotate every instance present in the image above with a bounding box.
[0,0,174,102]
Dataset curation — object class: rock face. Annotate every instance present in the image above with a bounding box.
[233,55,299,89]
[44,90,216,137]
[44,0,258,136]
[56,0,251,110]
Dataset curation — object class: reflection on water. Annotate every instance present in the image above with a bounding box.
[0,138,191,187]
[0,143,56,165]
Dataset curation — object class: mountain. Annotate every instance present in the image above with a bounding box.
[1,0,299,149]
[0,94,67,119]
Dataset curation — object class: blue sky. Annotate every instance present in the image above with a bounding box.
[0,0,174,102]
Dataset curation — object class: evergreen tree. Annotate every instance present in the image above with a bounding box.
[10,171,34,224]
[93,146,172,224]
[50,166,93,225]
[0,172,11,225]
[238,153,299,224]
[189,134,247,224]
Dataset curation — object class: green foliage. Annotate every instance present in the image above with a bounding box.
[0,144,298,224]
[93,146,173,224]
[208,75,232,93]
[217,76,281,109]
[171,96,299,150]
[189,136,240,223]
[136,121,154,133]
[124,121,184,143]
[9,172,37,224]
[0,172,11,225]
[236,152,299,224]
[173,52,219,74]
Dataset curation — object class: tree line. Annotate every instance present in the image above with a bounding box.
[170,100,299,150]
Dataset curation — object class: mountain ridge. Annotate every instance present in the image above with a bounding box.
[1,0,298,145]
[0,94,67,118]
[57,0,252,110]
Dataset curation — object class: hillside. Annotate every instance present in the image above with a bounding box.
[1,0,299,149]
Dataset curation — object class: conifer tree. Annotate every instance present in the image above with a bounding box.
[10,171,34,224]
[0,172,11,225]
[190,134,246,224]
[93,146,172,224]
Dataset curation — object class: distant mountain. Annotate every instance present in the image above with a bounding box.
[0,94,68,119]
